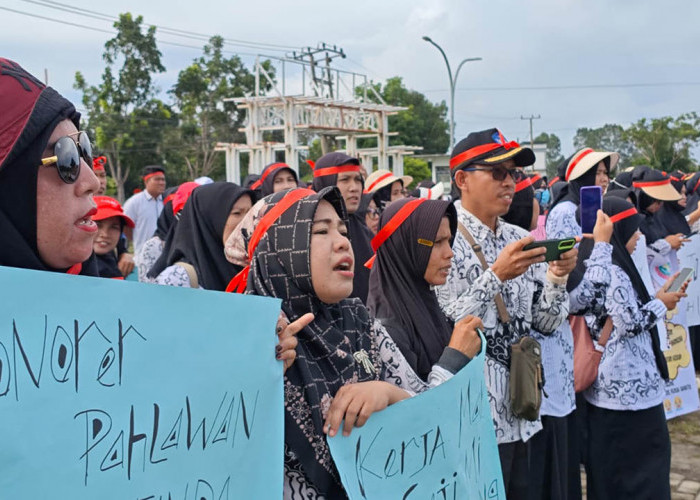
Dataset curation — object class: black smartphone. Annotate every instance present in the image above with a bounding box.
[667,267,694,292]
[523,237,577,262]
[580,186,603,234]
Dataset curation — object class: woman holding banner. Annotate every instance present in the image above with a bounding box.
[365,197,483,382]
[0,58,100,275]
[245,186,482,499]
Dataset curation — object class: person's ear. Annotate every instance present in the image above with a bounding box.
[454,170,469,192]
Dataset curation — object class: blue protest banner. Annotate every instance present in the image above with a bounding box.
[0,266,283,499]
[328,340,504,500]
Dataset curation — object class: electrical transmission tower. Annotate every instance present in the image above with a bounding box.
[290,43,346,99]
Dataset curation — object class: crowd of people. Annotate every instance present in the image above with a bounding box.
[2,57,698,500]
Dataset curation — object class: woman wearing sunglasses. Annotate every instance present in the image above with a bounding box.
[0,58,100,275]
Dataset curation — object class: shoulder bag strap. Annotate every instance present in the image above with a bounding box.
[457,222,511,323]
[175,261,199,289]
[598,317,614,347]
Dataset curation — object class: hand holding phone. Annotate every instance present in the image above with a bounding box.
[491,236,547,282]
[580,186,603,234]
[592,210,613,243]
[667,268,694,293]
[522,237,577,262]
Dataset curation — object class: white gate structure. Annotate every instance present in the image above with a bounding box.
[217,50,421,183]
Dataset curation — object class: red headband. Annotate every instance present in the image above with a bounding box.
[515,177,533,193]
[449,141,519,170]
[364,172,395,193]
[609,207,638,223]
[143,171,164,182]
[364,198,427,268]
[313,164,361,178]
[565,148,594,181]
[226,188,315,293]
[250,163,291,190]
[633,179,671,188]
[548,176,560,187]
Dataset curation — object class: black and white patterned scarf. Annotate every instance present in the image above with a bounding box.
[248,186,383,497]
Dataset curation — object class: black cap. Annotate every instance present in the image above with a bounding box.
[450,128,535,176]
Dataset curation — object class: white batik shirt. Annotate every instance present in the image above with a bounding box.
[436,203,569,444]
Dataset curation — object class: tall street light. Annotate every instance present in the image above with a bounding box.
[422,36,482,152]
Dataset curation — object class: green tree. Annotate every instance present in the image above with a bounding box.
[169,36,275,179]
[402,157,431,189]
[573,124,637,168]
[74,13,175,202]
[624,113,700,172]
[364,77,449,154]
[534,132,564,178]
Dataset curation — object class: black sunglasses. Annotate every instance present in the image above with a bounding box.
[463,165,524,182]
[39,131,92,184]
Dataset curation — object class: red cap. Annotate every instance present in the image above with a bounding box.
[92,156,106,172]
[93,196,134,228]
[171,181,199,214]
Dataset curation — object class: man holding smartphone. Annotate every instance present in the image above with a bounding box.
[435,128,578,500]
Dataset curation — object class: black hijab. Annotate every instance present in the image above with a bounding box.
[153,186,178,240]
[683,172,700,215]
[366,198,457,380]
[503,176,537,231]
[255,162,299,196]
[570,197,668,379]
[0,58,97,275]
[355,193,373,220]
[655,170,690,236]
[148,182,253,290]
[606,171,637,206]
[312,152,374,303]
[633,167,674,242]
[371,183,394,212]
[248,186,382,497]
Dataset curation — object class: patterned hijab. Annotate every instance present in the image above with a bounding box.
[224,189,292,270]
[248,186,383,497]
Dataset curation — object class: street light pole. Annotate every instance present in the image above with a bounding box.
[422,36,481,152]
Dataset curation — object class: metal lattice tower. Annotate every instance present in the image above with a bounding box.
[217,46,421,183]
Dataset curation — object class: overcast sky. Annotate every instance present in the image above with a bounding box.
[3,0,699,158]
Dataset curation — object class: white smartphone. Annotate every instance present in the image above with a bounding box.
[667,267,694,293]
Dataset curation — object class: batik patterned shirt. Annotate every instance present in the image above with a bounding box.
[541,201,611,417]
[436,203,569,443]
[135,235,164,283]
[283,318,463,499]
[583,263,668,411]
